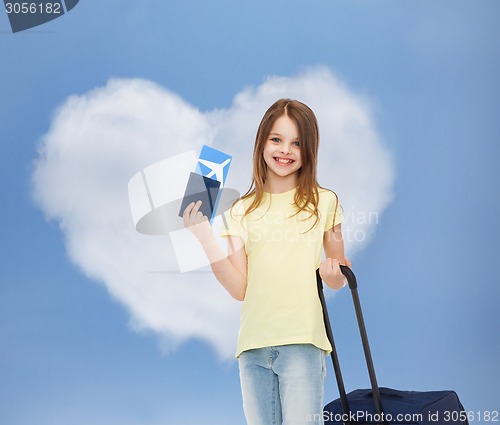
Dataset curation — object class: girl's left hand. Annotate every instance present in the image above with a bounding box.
[320,257,352,289]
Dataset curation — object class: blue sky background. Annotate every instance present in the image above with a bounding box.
[1,1,499,424]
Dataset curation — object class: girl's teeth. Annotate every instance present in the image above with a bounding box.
[275,158,292,164]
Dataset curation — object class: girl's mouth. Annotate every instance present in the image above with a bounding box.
[274,157,294,165]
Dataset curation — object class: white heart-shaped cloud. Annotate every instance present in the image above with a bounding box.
[32,68,394,359]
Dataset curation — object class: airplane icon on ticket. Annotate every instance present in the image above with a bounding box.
[197,157,231,186]
[195,145,232,188]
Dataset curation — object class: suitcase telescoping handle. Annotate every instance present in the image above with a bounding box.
[316,266,385,424]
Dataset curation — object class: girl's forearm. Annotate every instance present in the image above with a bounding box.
[182,202,246,300]
[200,236,247,301]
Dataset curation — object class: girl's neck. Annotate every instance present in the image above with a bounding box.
[264,175,298,194]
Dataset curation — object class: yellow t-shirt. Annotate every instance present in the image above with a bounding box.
[221,187,343,358]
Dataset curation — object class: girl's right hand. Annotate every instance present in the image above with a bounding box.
[182,200,214,243]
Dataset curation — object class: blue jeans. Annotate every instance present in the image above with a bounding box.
[238,344,326,425]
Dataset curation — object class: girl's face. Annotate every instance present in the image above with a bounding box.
[262,114,303,184]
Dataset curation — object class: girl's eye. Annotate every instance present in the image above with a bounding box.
[271,137,281,143]
[293,141,301,147]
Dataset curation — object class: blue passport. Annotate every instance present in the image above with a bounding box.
[178,172,221,219]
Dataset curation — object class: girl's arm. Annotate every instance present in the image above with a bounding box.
[320,223,351,289]
[183,200,248,301]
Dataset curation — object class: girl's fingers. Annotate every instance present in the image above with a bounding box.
[325,258,332,271]
[183,202,196,220]
[182,202,194,224]
[322,258,339,273]
[183,201,207,228]
[193,201,205,222]
[190,200,202,216]
[329,258,339,271]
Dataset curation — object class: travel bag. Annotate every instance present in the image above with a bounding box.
[318,266,468,425]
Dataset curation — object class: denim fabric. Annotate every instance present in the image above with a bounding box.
[239,344,326,425]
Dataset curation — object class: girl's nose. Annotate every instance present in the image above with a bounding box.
[280,144,291,154]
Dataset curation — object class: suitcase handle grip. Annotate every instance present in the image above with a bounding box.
[340,264,357,289]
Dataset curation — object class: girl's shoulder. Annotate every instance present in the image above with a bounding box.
[317,187,340,203]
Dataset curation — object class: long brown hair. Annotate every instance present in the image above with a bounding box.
[240,98,328,227]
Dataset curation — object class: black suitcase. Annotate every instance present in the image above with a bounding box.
[318,266,468,425]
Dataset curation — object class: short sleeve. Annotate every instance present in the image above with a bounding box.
[324,191,343,231]
[220,200,247,241]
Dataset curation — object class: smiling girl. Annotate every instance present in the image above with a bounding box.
[183,98,350,424]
